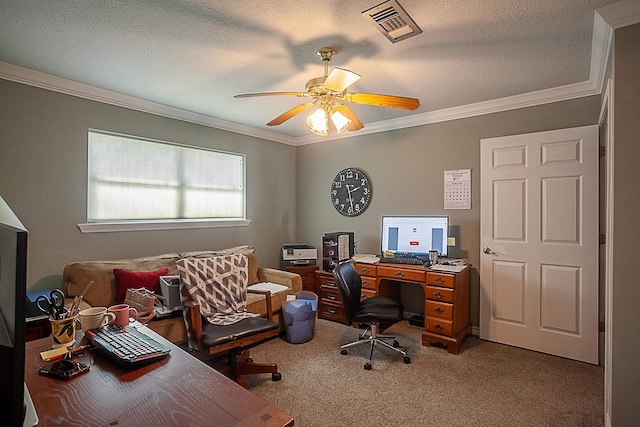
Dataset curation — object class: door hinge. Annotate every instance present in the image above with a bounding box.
[599,233,606,244]
[599,146,606,157]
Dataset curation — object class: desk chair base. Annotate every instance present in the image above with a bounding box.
[340,323,411,370]
[228,348,282,387]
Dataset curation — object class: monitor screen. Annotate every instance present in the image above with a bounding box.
[381,216,449,258]
[0,196,34,425]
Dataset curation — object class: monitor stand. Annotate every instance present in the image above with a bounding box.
[23,384,38,427]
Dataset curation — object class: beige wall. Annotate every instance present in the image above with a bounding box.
[296,96,601,326]
[0,75,607,329]
[0,79,297,291]
[611,22,640,425]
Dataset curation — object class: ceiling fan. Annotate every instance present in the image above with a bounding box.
[234,47,420,136]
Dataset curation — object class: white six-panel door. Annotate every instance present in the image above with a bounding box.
[480,125,599,364]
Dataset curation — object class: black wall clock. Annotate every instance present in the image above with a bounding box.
[330,167,372,216]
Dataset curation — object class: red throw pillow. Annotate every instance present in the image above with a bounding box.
[113,268,169,304]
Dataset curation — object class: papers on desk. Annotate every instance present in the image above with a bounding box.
[430,264,466,273]
[354,256,381,264]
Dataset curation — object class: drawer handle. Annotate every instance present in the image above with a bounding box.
[328,295,336,300]
[362,268,370,274]
[328,281,336,287]
[433,307,445,314]
[434,324,444,331]
[301,274,308,278]
[395,272,405,278]
[328,308,337,314]
[362,281,370,287]
[434,291,445,299]
[435,277,445,284]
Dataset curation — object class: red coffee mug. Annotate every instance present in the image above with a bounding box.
[108,304,138,326]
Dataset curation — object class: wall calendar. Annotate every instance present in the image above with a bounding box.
[444,169,471,209]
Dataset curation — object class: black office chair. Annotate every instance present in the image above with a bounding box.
[333,262,411,370]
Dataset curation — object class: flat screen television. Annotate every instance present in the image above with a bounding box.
[381,215,449,258]
[0,196,37,426]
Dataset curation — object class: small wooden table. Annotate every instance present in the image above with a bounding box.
[25,325,293,426]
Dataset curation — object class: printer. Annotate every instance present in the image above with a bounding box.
[281,243,317,267]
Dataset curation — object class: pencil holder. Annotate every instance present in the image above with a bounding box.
[50,313,78,347]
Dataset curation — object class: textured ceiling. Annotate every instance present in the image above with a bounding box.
[0,0,622,143]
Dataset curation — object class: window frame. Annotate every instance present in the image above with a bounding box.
[78,129,250,233]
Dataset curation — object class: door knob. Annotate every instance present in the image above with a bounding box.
[483,247,498,256]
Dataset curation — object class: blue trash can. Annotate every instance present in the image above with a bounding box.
[282,291,318,344]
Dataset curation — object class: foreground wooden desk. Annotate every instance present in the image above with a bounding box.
[317,262,470,354]
[25,325,293,427]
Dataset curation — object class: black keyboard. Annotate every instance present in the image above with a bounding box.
[86,324,171,368]
[379,257,426,265]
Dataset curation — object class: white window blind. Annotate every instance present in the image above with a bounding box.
[87,130,245,224]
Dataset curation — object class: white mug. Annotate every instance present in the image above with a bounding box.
[79,307,116,331]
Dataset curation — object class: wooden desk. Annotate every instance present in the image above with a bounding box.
[25,325,294,427]
[316,262,471,354]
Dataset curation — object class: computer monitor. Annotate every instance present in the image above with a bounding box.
[0,196,37,426]
[381,216,449,258]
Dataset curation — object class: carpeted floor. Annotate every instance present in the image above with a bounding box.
[239,319,604,427]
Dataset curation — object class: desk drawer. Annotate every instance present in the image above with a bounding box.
[361,288,376,300]
[317,272,336,287]
[355,264,377,277]
[427,272,455,288]
[425,300,453,320]
[361,276,378,291]
[319,300,345,321]
[424,316,454,337]
[319,284,341,303]
[425,286,454,303]
[378,265,426,283]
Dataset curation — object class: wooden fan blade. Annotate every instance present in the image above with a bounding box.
[234,92,306,98]
[267,102,316,126]
[333,104,364,131]
[344,93,420,110]
[323,68,361,92]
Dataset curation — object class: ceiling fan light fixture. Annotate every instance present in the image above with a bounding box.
[330,110,352,133]
[307,107,329,136]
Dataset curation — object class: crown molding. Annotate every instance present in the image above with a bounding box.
[296,80,601,146]
[591,12,615,94]
[597,0,640,29]
[0,62,298,146]
[1,6,621,147]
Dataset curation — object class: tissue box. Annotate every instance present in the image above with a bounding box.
[159,276,181,310]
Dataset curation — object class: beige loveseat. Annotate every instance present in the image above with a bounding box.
[61,245,302,341]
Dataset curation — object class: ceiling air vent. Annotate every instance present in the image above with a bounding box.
[362,0,422,43]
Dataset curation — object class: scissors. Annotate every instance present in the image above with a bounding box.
[36,289,66,319]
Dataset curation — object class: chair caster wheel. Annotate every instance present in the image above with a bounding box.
[246,358,253,363]
[393,340,400,348]
[272,372,282,381]
[364,362,372,370]
[403,356,411,364]
[341,349,348,355]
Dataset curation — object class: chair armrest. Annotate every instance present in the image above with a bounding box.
[247,289,273,320]
[183,300,204,351]
[257,267,303,293]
